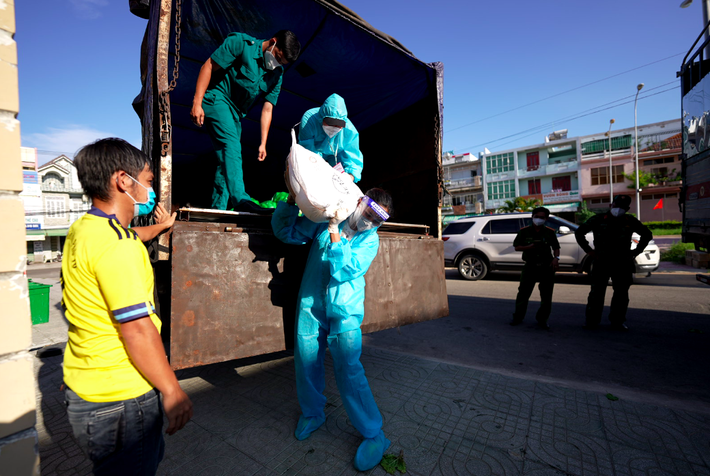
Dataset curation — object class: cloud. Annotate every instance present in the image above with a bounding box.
[69,0,109,20]
[23,125,117,164]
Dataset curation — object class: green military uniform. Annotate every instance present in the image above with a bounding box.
[575,212,652,327]
[511,225,560,326]
[203,32,283,209]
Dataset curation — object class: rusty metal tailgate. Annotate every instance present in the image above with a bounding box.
[169,220,448,370]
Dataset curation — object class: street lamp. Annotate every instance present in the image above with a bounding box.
[634,83,644,219]
[605,119,615,204]
[680,0,710,58]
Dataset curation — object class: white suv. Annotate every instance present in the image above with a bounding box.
[443,213,660,280]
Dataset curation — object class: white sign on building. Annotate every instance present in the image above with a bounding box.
[542,190,580,204]
[21,171,44,230]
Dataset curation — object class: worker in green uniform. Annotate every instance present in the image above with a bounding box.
[575,195,652,331]
[191,30,301,214]
[510,207,560,329]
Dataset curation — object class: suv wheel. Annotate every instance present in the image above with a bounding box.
[458,254,488,280]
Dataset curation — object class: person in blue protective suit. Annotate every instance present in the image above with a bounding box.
[191,30,301,214]
[299,93,364,182]
[272,184,392,472]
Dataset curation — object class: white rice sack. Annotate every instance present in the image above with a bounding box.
[287,129,363,223]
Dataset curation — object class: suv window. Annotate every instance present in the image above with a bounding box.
[443,222,475,235]
[482,218,523,234]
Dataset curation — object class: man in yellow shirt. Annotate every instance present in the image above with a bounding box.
[62,138,192,475]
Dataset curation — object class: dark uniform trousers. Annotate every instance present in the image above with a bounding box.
[513,262,555,325]
[585,255,634,326]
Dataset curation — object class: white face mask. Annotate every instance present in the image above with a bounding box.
[610,208,625,217]
[322,125,342,138]
[532,218,545,226]
[264,44,280,70]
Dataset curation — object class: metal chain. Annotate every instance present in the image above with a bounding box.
[159,0,182,156]
[167,0,182,93]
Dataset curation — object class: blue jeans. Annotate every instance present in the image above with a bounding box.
[65,387,165,476]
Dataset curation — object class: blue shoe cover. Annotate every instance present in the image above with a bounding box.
[294,415,325,441]
[353,431,391,472]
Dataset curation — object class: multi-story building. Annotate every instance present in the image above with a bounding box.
[481,130,581,221]
[579,119,681,221]
[441,151,484,224]
[21,148,90,262]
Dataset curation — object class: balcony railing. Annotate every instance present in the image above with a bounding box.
[442,202,482,215]
[637,132,682,153]
[546,159,579,175]
[442,154,478,167]
[517,164,547,178]
[485,198,514,210]
[485,171,516,183]
[445,176,482,190]
[41,184,84,194]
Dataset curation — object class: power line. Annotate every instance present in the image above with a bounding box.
[445,52,684,134]
[456,85,679,153]
[484,81,678,146]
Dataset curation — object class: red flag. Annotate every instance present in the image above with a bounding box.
[653,198,664,210]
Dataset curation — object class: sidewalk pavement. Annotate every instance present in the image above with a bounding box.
[33,343,710,476]
[29,264,710,475]
[657,260,705,274]
[32,337,710,473]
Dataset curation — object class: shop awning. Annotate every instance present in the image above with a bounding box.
[45,229,69,237]
[544,202,580,213]
[25,230,46,241]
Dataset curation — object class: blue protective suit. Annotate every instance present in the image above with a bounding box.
[271,202,383,440]
[299,94,364,182]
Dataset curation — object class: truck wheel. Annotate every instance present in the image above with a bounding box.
[458,254,488,280]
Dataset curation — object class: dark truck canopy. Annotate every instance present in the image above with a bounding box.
[133,0,444,235]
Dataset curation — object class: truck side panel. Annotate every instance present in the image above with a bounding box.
[169,221,448,370]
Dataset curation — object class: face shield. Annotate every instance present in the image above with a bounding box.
[347,196,390,235]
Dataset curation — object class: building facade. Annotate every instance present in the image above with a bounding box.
[481,131,581,221]
[21,148,90,262]
[579,119,681,222]
[441,152,484,224]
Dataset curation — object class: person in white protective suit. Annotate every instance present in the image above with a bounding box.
[271,184,392,472]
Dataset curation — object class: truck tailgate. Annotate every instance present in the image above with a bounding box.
[169,220,448,370]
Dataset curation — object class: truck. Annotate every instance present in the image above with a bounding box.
[129,0,449,369]
[679,22,710,285]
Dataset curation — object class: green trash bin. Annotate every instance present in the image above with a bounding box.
[28,281,52,325]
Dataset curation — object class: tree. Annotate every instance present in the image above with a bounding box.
[623,168,681,189]
[497,196,540,213]
[622,170,656,189]
[575,201,595,224]
[497,199,519,213]
[520,197,540,211]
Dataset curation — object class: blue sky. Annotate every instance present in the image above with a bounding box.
[17,0,701,164]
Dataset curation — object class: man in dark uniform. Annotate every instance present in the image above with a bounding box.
[191,30,301,214]
[510,207,560,329]
[575,195,652,330]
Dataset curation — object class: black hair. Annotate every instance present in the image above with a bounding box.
[273,30,301,63]
[532,206,550,218]
[365,188,393,216]
[74,138,151,202]
[612,194,632,209]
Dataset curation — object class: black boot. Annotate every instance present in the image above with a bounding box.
[235,200,273,215]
